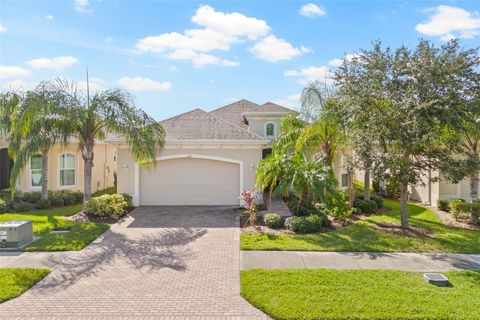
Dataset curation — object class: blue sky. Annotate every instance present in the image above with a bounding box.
[1,0,479,120]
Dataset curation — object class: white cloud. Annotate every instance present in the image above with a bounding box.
[329,53,360,67]
[118,77,172,92]
[1,80,27,90]
[191,5,270,40]
[45,15,54,21]
[77,77,105,92]
[251,35,310,62]
[299,4,326,17]
[415,5,480,40]
[26,56,78,69]
[74,0,92,13]
[0,65,31,79]
[272,93,301,109]
[0,24,7,32]
[284,66,332,84]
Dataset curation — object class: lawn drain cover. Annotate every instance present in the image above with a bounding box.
[423,273,449,286]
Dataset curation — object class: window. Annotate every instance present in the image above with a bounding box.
[265,122,276,138]
[60,154,76,186]
[31,154,42,187]
[341,173,349,188]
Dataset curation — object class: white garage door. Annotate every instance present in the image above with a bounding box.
[139,157,241,205]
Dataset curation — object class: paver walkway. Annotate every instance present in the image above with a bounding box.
[241,250,480,271]
[0,251,74,269]
[0,206,268,320]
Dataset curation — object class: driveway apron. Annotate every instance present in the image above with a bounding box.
[0,206,268,320]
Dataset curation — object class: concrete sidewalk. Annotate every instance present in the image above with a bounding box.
[0,251,74,269]
[241,251,480,271]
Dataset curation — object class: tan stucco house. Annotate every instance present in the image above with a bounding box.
[0,137,117,194]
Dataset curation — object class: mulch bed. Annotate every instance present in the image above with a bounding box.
[428,205,480,231]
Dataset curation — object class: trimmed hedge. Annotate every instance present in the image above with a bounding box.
[263,213,283,228]
[284,215,326,234]
[437,198,450,212]
[354,198,378,214]
[85,194,129,219]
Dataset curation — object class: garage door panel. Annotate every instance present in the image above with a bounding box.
[140,158,240,205]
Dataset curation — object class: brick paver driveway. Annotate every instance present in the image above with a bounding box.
[0,206,268,320]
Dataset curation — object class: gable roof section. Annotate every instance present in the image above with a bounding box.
[248,102,294,114]
[209,99,259,126]
[160,108,265,141]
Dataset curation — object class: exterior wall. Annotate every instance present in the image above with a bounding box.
[117,144,263,206]
[15,143,117,194]
[247,117,281,140]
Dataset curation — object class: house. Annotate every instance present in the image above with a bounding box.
[0,137,117,194]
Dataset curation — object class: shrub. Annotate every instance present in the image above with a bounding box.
[450,199,471,219]
[84,194,129,218]
[284,216,320,234]
[35,199,50,209]
[471,202,480,225]
[318,192,354,220]
[121,193,133,206]
[385,180,400,198]
[49,195,64,207]
[73,191,84,203]
[437,198,450,212]
[15,201,32,212]
[306,215,325,229]
[21,192,42,204]
[354,198,378,214]
[0,199,6,213]
[371,194,384,208]
[263,213,283,228]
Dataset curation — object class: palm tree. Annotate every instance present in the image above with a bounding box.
[256,152,289,202]
[50,79,165,202]
[7,84,70,200]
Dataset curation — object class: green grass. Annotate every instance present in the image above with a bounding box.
[0,269,50,303]
[241,269,480,320]
[0,204,109,251]
[241,198,480,253]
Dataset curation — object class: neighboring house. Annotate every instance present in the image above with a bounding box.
[410,171,478,206]
[0,137,117,194]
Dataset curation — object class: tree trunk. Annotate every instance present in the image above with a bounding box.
[469,173,479,225]
[297,189,308,214]
[364,168,371,200]
[41,149,49,200]
[399,181,409,229]
[469,173,479,203]
[82,138,95,205]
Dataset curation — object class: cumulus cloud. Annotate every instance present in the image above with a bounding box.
[136,5,305,66]
[272,93,301,109]
[329,53,360,67]
[45,15,54,20]
[0,65,31,79]
[118,77,172,92]
[415,5,480,40]
[284,66,332,84]
[74,0,92,13]
[299,3,326,17]
[251,35,310,62]
[0,24,7,32]
[1,80,27,90]
[77,77,105,92]
[26,56,78,69]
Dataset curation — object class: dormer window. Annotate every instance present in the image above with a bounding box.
[265,122,276,138]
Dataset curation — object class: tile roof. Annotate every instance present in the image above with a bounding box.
[160,108,265,141]
[209,99,259,127]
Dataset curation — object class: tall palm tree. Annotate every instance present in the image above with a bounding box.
[50,79,165,202]
[7,84,70,200]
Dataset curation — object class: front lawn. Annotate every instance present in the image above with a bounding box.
[241,269,480,320]
[0,268,50,303]
[0,204,110,251]
[241,199,480,253]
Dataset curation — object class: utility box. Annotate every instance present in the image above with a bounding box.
[0,220,33,248]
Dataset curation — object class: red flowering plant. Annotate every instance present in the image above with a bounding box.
[241,189,257,227]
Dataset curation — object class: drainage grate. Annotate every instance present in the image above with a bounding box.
[423,273,449,286]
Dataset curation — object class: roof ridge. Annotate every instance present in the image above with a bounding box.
[207,110,266,140]
[209,99,259,113]
[248,101,294,113]
[160,108,205,123]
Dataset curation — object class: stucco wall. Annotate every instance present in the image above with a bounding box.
[247,118,281,139]
[15,143,117,193]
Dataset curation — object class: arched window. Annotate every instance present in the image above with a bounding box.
[59,154,76,186]
[31,154,42,187]
[265,122,276,138]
